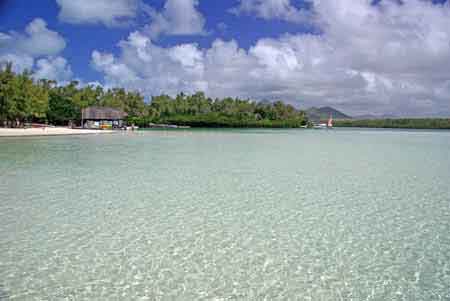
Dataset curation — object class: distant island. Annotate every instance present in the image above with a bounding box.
[306,107,450,129]
[333,119,450,129]
[307,107,450,130]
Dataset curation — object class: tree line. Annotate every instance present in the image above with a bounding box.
[333,118,450,129]
[0,63,308,128]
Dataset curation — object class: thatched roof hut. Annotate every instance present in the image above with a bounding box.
[82,106,127,121]
[81,106,127,129]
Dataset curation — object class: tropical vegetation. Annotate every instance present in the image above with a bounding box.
[0,63,308,128]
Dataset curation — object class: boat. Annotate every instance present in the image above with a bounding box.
[126,125,139,131]
[313,115,333,129]
[313,123,328,129]
[148,123,191,129]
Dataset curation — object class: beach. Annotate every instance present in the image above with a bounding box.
[0,127,114,137]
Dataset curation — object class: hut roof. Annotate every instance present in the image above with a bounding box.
[82,106,127,120]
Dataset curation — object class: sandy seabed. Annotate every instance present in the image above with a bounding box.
[0,127,114,137]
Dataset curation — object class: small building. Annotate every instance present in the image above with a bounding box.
[81,106,127,129]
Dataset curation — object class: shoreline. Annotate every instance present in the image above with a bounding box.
[0,127,115,137]
[333,125,450,130]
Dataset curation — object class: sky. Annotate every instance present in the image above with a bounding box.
[1,0,450,117]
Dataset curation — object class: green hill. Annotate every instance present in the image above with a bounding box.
[306,106,352,121]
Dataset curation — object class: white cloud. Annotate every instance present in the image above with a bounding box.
[34,56,73,82]
[2,18,66,58]
[92,31,207,94]
[0,53,34,72]
[0,18,73,83]
[92,50,139,85]
[56,0,207,36]
[145,0,206,39]
[56,0,139,27]
[230,0,314,23]
[92,1,450,116]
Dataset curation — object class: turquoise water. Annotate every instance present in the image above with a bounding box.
[1,128,449,300]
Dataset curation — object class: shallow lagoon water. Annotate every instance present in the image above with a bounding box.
[1,128,449,300]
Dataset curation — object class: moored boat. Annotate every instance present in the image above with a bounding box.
[312,115,333,129]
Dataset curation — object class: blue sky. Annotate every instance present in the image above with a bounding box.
[1,0,450,116]
[1,1,315,82]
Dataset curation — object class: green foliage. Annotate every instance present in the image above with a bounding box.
[0,64,147,126]
[0,63,49,125]
[160,114,306,128]
[0,63,307,128]
[99,88,146,117]
[334,119,450,129]
[47,82,80,125]
[126,93,307,128]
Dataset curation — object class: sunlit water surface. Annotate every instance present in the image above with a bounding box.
[1,128,449,300]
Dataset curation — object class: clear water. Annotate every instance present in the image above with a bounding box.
[1,128,449,300]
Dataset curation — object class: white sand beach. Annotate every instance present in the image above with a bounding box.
[0,127,114,137]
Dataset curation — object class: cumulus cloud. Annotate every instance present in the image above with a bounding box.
[56,0,139,27]
[0,18,73,83]
[145,0,206,39]
[34,56,73,82]
[92,1,450,116]
[230,0,314,23]
[1,18,66,58]
[0,53,35,72]
[92,49,139,86]
[92,31,207,94]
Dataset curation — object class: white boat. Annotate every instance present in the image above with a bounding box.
[313,123,328,129]
[313,115,333,129]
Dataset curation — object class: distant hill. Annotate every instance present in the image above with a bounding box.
[306,106,352,121]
